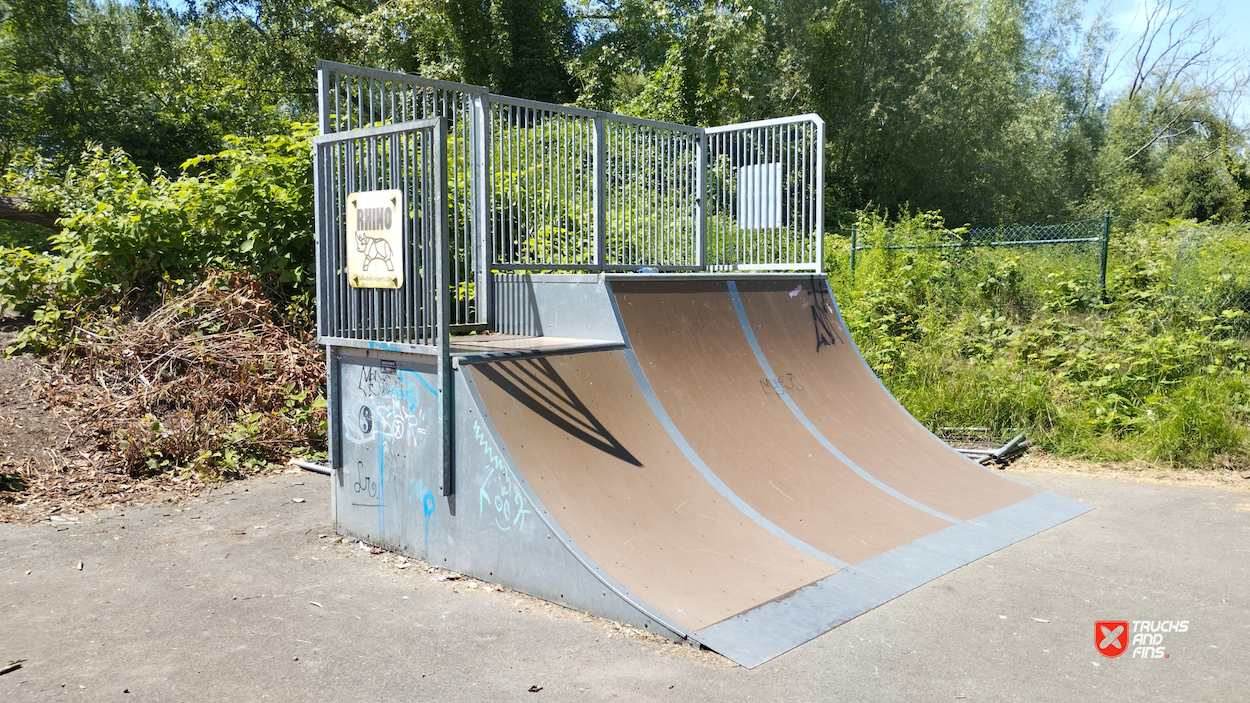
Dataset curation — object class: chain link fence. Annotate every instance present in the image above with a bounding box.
[847,213,1110,311]
[1172,224,1250,328]
[842,213,1250,331]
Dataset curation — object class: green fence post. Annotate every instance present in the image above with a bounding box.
[849,223,858,281]
[1099,210,1110,302]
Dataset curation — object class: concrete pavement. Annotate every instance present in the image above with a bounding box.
[1,469,1247,702]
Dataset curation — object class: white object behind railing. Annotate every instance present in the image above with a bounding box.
[316,61,825,325]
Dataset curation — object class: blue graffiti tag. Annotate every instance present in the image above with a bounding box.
[407,478,437,557]
[474,420,530,531]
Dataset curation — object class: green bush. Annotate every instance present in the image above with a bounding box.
[0,124,316,352]
[833,211,1250,468]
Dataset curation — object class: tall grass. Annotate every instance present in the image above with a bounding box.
[829,212,1250,468]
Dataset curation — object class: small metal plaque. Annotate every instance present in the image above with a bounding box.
[379,359,397,374]
[346,189,404,289]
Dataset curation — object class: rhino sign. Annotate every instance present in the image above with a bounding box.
[346,189,405,289]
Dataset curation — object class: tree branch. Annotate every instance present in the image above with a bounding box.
[0,196,62,230]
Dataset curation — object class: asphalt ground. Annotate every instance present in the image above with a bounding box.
[1,468,1247,702]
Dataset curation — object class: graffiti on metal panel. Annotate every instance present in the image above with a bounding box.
[353,460,378,497]
[350,457,383,508]
[358,365,401,397]
[406,477,437,556]
[475,420,530,531]
[344,365,438,537]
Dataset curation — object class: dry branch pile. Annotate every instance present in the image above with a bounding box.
[40,272,326,479]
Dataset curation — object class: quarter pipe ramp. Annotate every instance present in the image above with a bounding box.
[329,273,1090,667]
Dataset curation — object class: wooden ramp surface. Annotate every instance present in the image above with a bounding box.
[470,352,836,632]
[461,275,1090,667]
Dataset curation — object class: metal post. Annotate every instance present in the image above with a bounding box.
[696,130,708,270]
[434,117,455,496]
[814,116,825,273]
[593,115,607,270]
[1099,210,1110,302]
[327,348,341,519]
[849,222,857,279]
[471,92,491,327]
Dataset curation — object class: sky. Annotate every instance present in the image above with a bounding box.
[1092,0,1250,116]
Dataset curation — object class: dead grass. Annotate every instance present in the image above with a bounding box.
[39,272,326,479]
[0,273,326,522]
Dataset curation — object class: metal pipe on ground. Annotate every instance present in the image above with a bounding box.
[292,460,332,476]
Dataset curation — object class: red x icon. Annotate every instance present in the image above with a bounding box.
[1096,621,1129,657]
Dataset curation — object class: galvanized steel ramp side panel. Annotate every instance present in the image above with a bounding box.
[331,347,688,641]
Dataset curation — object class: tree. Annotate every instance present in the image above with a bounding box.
[1088,0,1250,221]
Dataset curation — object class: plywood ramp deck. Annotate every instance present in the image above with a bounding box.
[611,279,952,565]
[470,351,837,632]
[733,278,1037,521]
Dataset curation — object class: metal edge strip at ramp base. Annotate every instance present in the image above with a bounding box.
[694,492,1090,668]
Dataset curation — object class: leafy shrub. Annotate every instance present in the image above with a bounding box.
[833,213,1250,468]
[1,124,316,352]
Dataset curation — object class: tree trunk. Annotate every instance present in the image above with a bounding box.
[0,196,61,230]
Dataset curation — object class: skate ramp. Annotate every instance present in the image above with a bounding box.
[731,277,1037,519]
[610,278,953,564]
[452,274,1091,667]
[470,352,837,631]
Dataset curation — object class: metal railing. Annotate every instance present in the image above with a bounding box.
[707,117,824,270]
[313,118,448,351]
[316,61,825,328]
[318,64,487,330]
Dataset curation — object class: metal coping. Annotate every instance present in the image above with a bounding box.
[450,341,625,367]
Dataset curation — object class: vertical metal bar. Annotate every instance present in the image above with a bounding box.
[639,126,645,265]
[505,106,513,266]
[315,74,329,341]
[560,111,570,265]
[368,78,375,126]
[345,142,357,336]
[850,222,858,278]
[472,92,491,327]
[434,118,454,496]
[814,117,825,273]
[593,114,607,270]
[327,347,342,475]
[528,107,535,266]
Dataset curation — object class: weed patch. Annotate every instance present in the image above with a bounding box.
[37,272,326,481]
[835,212,1250,469]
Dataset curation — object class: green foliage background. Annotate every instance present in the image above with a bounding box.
[1,0,1249,470]
[832,213,1250,467]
